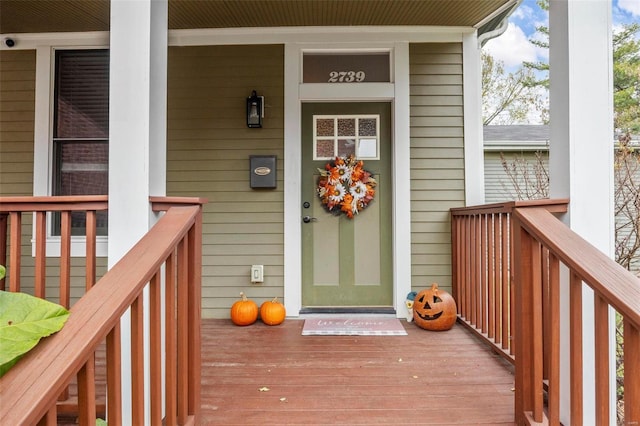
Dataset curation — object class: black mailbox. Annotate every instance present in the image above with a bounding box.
[250,155,277,189]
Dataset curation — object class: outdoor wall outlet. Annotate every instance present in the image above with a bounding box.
[251,265,264,283]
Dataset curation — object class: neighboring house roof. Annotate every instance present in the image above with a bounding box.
[484,124,639,151]
[483,125,549,151]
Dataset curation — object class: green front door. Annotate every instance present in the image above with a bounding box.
[301,103,392,308]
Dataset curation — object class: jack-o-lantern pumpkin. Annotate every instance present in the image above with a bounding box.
[412,283,457,331]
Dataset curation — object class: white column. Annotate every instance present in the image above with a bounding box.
[283,43,302,316]
[549,0,614,424]
[462,31,485,206]
[109,0,168,423]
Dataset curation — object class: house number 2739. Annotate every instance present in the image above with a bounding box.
[328,71,366,82]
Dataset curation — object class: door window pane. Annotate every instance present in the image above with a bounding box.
[313,115,380,160]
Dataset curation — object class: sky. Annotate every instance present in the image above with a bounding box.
[484,0,640,71]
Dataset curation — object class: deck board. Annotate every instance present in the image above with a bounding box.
[200,318,515,425]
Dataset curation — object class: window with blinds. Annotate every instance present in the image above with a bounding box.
[53,49,109,235]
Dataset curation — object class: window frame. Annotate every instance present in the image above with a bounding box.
[34,45,109,257]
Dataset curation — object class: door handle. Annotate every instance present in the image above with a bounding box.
[302,216,317,223]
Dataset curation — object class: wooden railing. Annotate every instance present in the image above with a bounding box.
[0,196,205,425]
[512,207,640,425]
[0,195,109,296]
[450,199,569,361]
[452,200,640,424]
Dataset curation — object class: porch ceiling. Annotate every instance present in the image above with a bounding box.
[1,0,514,34]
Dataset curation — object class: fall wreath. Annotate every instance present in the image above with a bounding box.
[317,155,377,219]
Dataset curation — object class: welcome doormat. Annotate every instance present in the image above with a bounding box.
[302,317,407,336]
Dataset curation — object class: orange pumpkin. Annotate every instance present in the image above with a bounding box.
[260,297,286,326]
[413,283,457,331]
[230,292,258,326]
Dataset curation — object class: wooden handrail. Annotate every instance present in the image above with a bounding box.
[0,205,203,425]
[450,199,569,216]
[513,207,640,425]
[0,195,109,212]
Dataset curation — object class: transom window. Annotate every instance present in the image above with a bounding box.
[313,115,380,160]
[52,49,109,235]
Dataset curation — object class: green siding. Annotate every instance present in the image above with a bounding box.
[167,45,285,318]
[409,43,465,294]
[0,50,35,196]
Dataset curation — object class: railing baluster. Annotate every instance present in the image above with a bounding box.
[471,215,478,326]
[60,211,71,308]
[165,250,178,426]
[531,239,543,422]
[509,212,515,357]
[150,271,162,425]
[594,294,610,425]
[107,323,123,426]
[513,218,533,423]
[488,214,496,340]
[501,213,509,351]
[460,217,468,319]
[451,216,459,308]
[624,319,640,424]
[188,216,202,420]
[480,214,488,334]
[493,213,502,345]
[131,294,145,425]
[77,357,97,426]
[177,236,189,424]
[35,211,46,298]
[464,216,471,320]
[542,248,550,382]
[570,272,583,424]
[548,253,561,426]
[9,211,21,292]
[86,210,97,290]
[37,406,57,425]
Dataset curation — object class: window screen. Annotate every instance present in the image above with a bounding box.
[53,50,109,236]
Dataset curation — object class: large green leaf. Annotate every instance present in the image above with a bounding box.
[0,291,70,377]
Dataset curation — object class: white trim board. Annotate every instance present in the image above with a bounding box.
[1,26,469,50]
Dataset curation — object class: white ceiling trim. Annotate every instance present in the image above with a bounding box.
[170,25,469,46]
[1,25,470,50]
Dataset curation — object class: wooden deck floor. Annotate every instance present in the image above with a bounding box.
[200,318,515,425]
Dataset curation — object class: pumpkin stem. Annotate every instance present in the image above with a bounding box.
[431,283,439,292]
[240,292,247,301]
[272,296,279,303]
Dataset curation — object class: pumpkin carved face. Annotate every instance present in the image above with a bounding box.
[413,283,457,331]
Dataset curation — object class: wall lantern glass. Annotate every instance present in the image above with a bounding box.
[246,90,264,128]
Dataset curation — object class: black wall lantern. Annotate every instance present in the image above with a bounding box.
[246,90,264,128]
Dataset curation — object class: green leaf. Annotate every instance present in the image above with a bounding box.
[96,419,108,426]
[0,291,69,377]
[0,265,5,280]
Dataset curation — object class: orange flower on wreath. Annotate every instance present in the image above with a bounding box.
[316,155,377,219]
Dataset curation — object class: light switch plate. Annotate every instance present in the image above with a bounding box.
[251,265,264,283]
